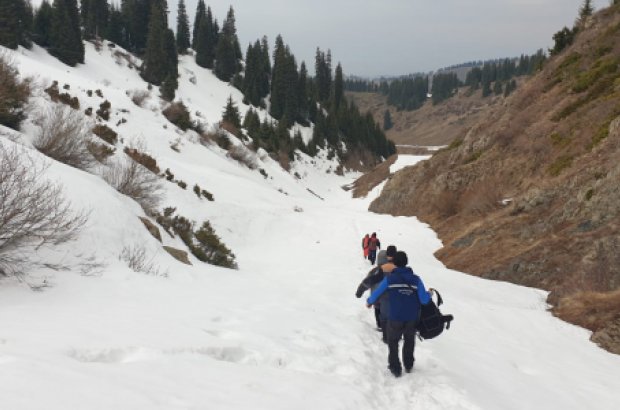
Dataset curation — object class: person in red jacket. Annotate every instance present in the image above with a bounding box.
[368,232,381,264]
[362,234,370,259]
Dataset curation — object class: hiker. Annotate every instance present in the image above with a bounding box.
[367,232,381,264]
[362,234,370,260]
[355,245,397,340]
[366,251,432,378]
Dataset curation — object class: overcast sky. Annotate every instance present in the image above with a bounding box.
[31,0,609,76]
[168,0,607,77]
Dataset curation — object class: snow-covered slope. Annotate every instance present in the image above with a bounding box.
[1,44,620,410]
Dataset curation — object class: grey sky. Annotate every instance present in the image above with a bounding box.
[170,0,608,77]
[30,0,609,76]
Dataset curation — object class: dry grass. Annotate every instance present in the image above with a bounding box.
[553,289,620,331]
[459,178,503,216]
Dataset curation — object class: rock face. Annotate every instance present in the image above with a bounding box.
[369,6,620,353]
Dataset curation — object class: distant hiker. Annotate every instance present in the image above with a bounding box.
[362,234,370,259]
[356,245,397,340]
[366,251,432,378]
[367,232,381,264]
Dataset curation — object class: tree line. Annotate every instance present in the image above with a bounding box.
[0,0,394,163]
[344,50,547,111]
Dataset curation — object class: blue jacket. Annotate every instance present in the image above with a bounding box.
[367,267,431,322]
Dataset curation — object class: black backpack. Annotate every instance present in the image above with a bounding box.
[417,290,454,340]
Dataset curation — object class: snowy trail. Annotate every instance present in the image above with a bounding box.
[1,153,620,409]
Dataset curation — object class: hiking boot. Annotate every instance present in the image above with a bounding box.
[404,359,415,373]
[388,366,402,378]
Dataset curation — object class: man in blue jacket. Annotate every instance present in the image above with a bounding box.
[366,251,432,377]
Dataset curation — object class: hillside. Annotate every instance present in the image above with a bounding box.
[370,5,620,353]
[346,88,509,147]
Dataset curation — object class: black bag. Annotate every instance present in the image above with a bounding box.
[417,290,454,340]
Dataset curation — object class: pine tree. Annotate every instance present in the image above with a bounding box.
[334,63,344,109]
[33,0,54,47]
[493,80,503,96]
[159,21,179,100]
[141,1,168,85]
[214,6,241,81]
[106,4,126,47]
[176,0,190,53]
[281,49,299,126]
[383,109,393,131]
[222,95,241,129]
[17,0,33,48]
[0,0,33,49]
[49,0,84,66]
[191,0,205,49]
[82,0,108,40]
[297,61,309,122]
[315,48,332,103]
[577,0,594,26]
[270,35,287,119]
[195,6,217,68]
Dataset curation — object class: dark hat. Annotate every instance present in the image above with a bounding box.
[394,251,408,267]
[386,245,397,258]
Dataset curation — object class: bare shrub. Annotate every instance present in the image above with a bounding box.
[119,244,167,277]
[227,144,257,169]
[44,81,80,109]
[460,179,503,216]
[87,141,115,163]
[200,125,231,150]
[92,124,118,145]
[0,144,88,276]
[130,90,150,107]
[33,105,97,170]
[163,101,192,131]
[96,100,111,121]
[0,52,30,129]
[102,157,164,214]
[124,142,160,174]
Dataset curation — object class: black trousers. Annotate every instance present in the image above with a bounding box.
[374,306,382,328]
[368,249,377,264]
[387,320,417,371]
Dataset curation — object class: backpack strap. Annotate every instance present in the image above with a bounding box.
[433,290,443,306]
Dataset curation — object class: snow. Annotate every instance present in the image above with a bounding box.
[1,43,620,410]
[389,154,431,174]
